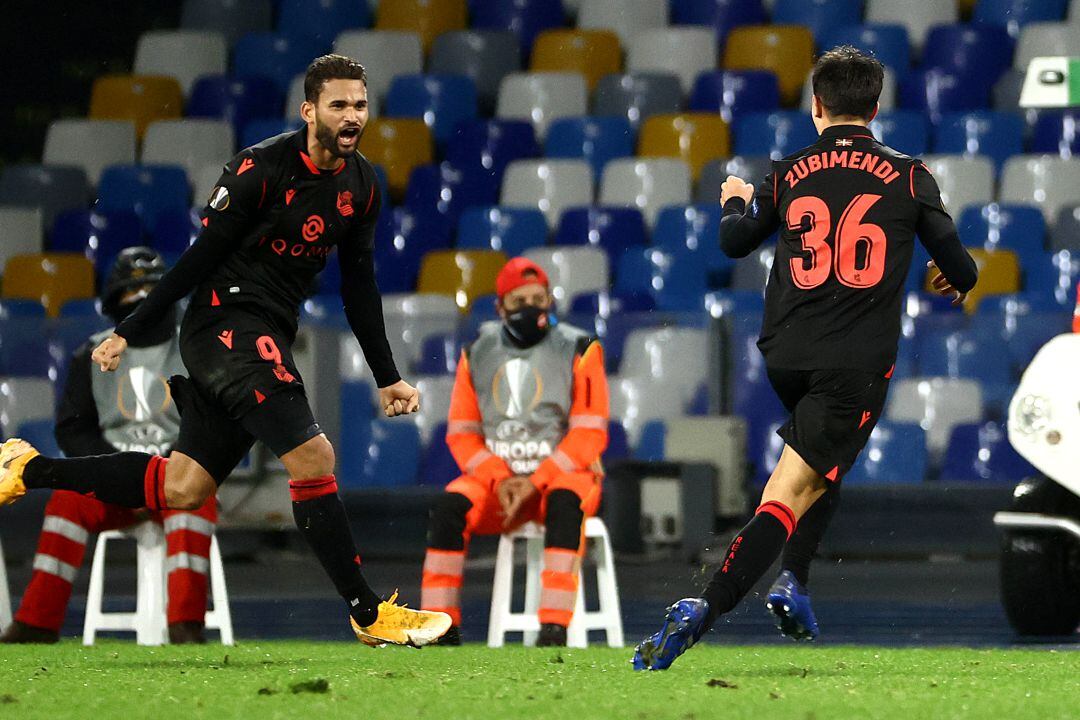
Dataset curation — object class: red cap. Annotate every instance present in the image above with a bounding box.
[495,257,549,298]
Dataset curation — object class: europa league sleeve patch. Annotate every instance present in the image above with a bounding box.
[208,185,230,211]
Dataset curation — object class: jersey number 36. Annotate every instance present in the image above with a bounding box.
[786,194,886,290]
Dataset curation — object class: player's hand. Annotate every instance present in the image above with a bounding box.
[91,333,128,372]
[379,380,420,417]
[720,175,754,206]
[927,261,968,306]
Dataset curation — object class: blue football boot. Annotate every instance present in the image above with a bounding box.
[631,598,710,671]
[766,570,819,641]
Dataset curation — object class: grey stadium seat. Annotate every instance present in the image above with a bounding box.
[142,119,235,183]
[921,154,995,216]
[181,0,273,45]
[134,30,228,96]
[1051,206,1080,252]
[334,30,423,102]
[0,165,89,230]
[497,72,588,140]
[1000,155,1080,224]
[887,377,983,460]
[0,207,45,269]
[626,27,717,95]
[593,72,683,130]
[501,159,594,229]
[619,326,710,406]
[865,0,957,50]
[599,158,691,227]
[0,377,55,437]
[43,120,137,186]
[523,246,610,307]
[578,0,668,47]
[696,156,772,204]
[429,31,521,115]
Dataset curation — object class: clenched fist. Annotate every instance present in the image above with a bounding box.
[720,175,754,206]
[91,333,128,372]
[379,379,421,417]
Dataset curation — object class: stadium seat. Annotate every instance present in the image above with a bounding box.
[957,203,1047,269]
[95,165,191,227]
[668,0,767,43]
[614,248,708,311]
[544,116,634,180]
[917,327,1012,386]
[971,293,1071,368]
[866,0,958,49]
[932,111,1024,172]
[385,74,478,146]
[88,75,183,140]
[340,293,462,377]
[523,246,610,307]
[921,155,995,216]
[500,159,594,229]
[608,375,687,445]
[181,0,273,45]
[653,205,733,287]
[772,0,863,44]
[1000,155,1080,224]
[844,422,928,485]
[0,378,55,436]
[591,72,683,131]
[333,31,424,102]
[689,70,780,123]
[941,421,1036,483]
[187,75,283,135]
[2,253,95,318]
[0,165,89,232]
[922,24,1014,90]
[359,421,422,487]
[357,119,433,199]
[43,120,137,186]
[445,119,540,189]
[1051,206,1080,252]
[1030,110,1080,158]
[417,250,508,311]
[141,120,235,184]
[1016,21,1080,74]
[133,30,227,96]
[339,382,374,481]
[277,0,369,46]
[925,247,1020,312]
[638,113,729,182]
[619,326,709,406]
[150,208,200,256]
[887,377,983,458]
[369,206,454,294]
[405,162,499,225]
[722,25,814,105]
[496,72,588,140]
[0,207,44,277]
[553,206,648,268]
[530,30,621,93]
[899,68,991,123]
[577,0,667,47]
[415,334,461,376]
[992,68,1027,114]
[49,209,142,267]
[240,118,302,149]
[696,155,772,203]
[816,24,912,80]
[457,206,548,256]
[1024,249,1080,308]
[598,158,691,228]
[471,0,564,56]
[869,111,930,157]
[232,32,325,95]
[374,0,467,52]
[733,111,817,160]
[16,418,62,459]
[626,27,718,96]
[0,311,52,377]
[729,246,774,292]
[411,375,455,443]
[633,419,668,461]
[569,290,656,318]
[605,421,631,461]
[974,0,1068,39]
[419,422,459,486]
[463,293,500,339]
[430,31,521,114]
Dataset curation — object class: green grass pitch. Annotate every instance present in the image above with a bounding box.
[0,641,1074,720]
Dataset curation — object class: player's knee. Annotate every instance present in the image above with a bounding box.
[544,489,584,550]
[282,434,335,478]
[428,492,472,549]
[163,464,216,510]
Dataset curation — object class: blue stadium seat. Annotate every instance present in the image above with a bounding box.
[653,204,733,287]
[419,421,459,486]
[956,203,1047,269]
[416,333,461,375]
[0,165,90,231]
[463,293,500,340]
[562,309,659,371]
[729,332,787,484]
[973,0,1068,38]
[385,74,479,146]
[0,300,47,319]
[917,327,1012,386]
[405,162,500,226]
[362,420,421,485]
[670,0,767,41]
[554,206,648,268]
[49,209,142,263]
[971,292,1071,369]
[240,118,302,149]
[870,110,929,156]
[188,75,284,132]
[932,111,1024,172]
[688,70,781,122]
[772,0,863,44]
[457,206,548,255]
[569,290,657,317]
[704,289,764,321]
[370,206,455,294]
[1026,249,1080,305]
[0,315,52,377]
[941,421,1036,483]
[16,419,62,459]
[233,33,326,94]
[614,248,709,311]
[845,422,927,484]
[817,24,912,80]
[277,0,370,46]
[445,119,540,188]
[1030,110,1080,158]
[58,298,105,319]
[469,0,564,54]
[899,68,991,122]
[50,316,111,383]
[339,381,374,486]
[605,420,631,461]
[95,165,190,228]
[634,419,666,461]
[734,111,818,159]
[150,207,201,256]
[922,24,1014,90]
[544,116,635,180]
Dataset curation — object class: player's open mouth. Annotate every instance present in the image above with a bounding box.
[339,127,360,146]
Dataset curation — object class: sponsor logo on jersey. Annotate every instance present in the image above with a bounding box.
[302,214,325,243]
[337,190,354,217]
[208,185,230,211]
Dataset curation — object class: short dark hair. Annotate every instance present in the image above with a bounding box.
[304,54,367,103]
[811,46,884,120]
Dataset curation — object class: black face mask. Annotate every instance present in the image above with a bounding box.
[504,305,550,347]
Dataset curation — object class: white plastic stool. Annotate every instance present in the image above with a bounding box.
[0,537,12,631]
[488,516,623,648]
[82,522,234,645]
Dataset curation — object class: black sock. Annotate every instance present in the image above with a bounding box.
[544,489,585,551]
[23,453,154,508]
[427,492,472,551]
[289,476,381,626]
[781,487,840,587]
[702,501,796,627]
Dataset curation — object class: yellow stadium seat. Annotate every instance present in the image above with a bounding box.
[89,75,184,140]
[3,253,96,318]
[530,30,622,92]
[375,0,467,53]
[923,248,1020,313]
[723,25,814,105]
[417,250,508,311]
[638,113,730,182]
[358,119,433,200]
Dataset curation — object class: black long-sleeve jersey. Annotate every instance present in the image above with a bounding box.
[115,128,400,387]
[720,123,979,373]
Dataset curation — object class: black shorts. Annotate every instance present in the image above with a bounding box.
[766,366,892,483]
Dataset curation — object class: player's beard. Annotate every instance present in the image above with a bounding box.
[315,117,363,159]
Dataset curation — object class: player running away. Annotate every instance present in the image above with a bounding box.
[0,55,450,647]
[633,46,978,670]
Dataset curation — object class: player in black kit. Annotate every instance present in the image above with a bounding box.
[0,55,451,646]
[633,47,979,670]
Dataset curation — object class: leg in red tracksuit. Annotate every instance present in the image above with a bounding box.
[158,498,218,642]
